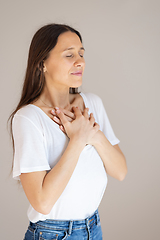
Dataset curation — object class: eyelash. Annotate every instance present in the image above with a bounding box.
[66,54,84,58]
[66,55,73,58]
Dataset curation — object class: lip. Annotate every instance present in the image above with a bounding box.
[71,71,83,76]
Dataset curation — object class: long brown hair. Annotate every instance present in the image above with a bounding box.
[8,23,83,158]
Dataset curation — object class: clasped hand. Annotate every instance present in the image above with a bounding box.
[50,106,100,146]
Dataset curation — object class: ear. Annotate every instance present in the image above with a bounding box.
[43,63,47,73]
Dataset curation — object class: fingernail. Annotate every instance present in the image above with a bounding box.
[55,107,59,110]
[53,116,59,120]
[56,109,60,114]
[51,110,55,114]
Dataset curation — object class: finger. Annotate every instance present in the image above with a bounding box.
[59,108,75,120]
[51,109,56,115]
[51,109,73,124]
[89,113,95,125]
[59,125,66,133]
[56,115,73,123]
[72,106,82,117]
[55,108,69,126]
[52,115,73,125]
[48,112,61,124]
[51,108,75,120]
[52,116,61,124]
[83,108,89,119]
[65,115,74,122]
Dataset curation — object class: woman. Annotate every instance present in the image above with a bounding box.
[9,24,127,240]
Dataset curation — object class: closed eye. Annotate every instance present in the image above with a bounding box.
[79,54,84,57]
[66,55,73,58]
[66,53,84,58]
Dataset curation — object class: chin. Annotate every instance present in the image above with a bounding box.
[70,81,82,88]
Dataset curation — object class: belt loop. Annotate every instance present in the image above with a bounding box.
[68,220,73,235]
[85,218,90,240]
[95,211,99,225]
[85,218,89,228]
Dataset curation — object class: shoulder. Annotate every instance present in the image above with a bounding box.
[13,105,43,133]
[80,92,103,106]
[14,104,41,121]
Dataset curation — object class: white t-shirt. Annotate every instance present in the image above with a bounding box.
[12,92,120,223]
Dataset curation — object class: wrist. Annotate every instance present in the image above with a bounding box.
[69,137,86,150]
[89,130,103,146]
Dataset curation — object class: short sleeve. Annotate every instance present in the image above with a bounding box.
[81,92,120,146]
[90,95,120,145]
[12,114,51,180]
[98,97,120,146]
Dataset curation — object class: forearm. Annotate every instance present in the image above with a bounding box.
[92,130,127,181]
[40,139,85,214]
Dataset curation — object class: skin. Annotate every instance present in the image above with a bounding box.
[20,31,127,215]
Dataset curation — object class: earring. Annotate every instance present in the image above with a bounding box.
[43,66,47,73]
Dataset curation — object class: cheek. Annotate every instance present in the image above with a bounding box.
[63,58,74,67]
[53,63,71,80]
[46,58,75,80]
[62,60,74,74]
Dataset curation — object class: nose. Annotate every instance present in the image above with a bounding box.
[74,56,85,68]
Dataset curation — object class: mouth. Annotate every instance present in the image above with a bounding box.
[71,71,83,76]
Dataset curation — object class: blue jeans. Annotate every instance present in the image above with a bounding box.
[24,209,103,240]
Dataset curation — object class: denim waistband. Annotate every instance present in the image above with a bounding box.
[30,209,100,234]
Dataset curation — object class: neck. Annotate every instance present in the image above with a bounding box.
[39,84,72,109]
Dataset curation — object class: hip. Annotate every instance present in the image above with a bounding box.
[24,209,103,240]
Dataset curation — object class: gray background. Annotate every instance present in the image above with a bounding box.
[1,0,160,239]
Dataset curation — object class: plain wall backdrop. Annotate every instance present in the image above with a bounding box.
[1,0,160,239]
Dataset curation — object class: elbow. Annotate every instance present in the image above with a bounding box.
[39,206,51,215]
[118,168,128,181]
[33,201,53,215]
[118,155,128,181]
[118,174,126,181]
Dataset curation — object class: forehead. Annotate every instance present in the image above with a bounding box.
[55,31,83,51]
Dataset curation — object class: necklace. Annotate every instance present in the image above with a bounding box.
[39,98,54,108]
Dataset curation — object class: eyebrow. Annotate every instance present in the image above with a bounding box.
[63,47,85,52]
